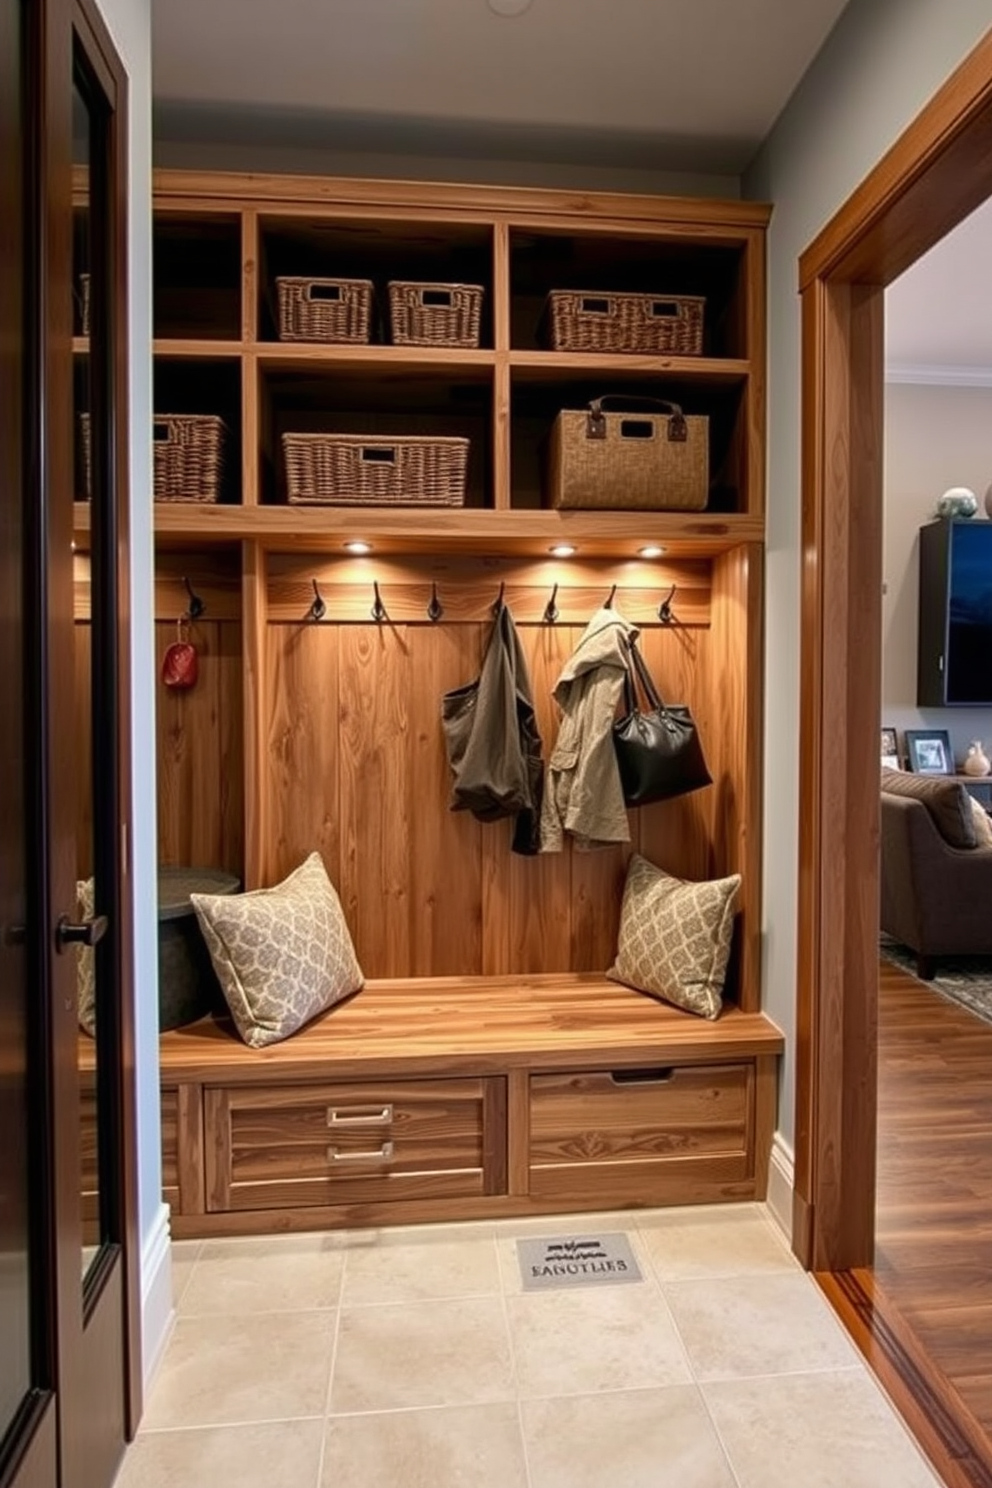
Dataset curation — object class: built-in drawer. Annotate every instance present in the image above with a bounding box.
[204,1078,501,1212]
[528,1063,754,1203]
[81,1086,180,1221]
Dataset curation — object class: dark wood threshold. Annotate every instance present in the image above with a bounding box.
[817,1269,992,1488]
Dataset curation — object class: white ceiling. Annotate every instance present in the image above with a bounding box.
[152,0,851,175]
[886,195,992,383]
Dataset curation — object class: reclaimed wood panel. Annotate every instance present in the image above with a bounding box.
[155,617,244,877]
[337,625,412,976]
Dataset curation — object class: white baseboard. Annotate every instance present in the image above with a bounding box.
[140,1203,174,1393]
[765,1132,795,1246]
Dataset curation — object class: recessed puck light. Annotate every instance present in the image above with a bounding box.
[638,545,666,559]
[487,0,533,14]
[548,543,576,557]
[344,540,373,555]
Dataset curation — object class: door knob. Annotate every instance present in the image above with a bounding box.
[55,914,108,951]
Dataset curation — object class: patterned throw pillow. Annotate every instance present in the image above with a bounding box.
[77,876,96,1036]
[607,854,741,1020]
[191,852,364,1048]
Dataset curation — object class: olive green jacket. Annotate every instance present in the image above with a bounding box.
[540,606,636,852]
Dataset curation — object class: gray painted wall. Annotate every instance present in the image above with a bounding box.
[92,0,161,1324]
[745,0,992,1155]
[883,381,992,762]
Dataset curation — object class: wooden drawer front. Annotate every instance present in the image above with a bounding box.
[206,1079,494,1212]
[161,1088,180,1211]
[529,1064,753,1201]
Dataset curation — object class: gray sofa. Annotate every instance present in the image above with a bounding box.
[880,769,992,978]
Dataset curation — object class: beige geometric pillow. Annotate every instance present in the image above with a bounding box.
[77,876,96,1036]
[190,852,364,1048]
[607,854,741,1020]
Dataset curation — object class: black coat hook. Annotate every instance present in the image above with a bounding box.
[543,582,559,624]
[307,578,326,623]
[658,583,678,625]
[492,580,505,615]
[604,583,617,610]
[182,575,205,620]
[371,580,388,624]
[427,581,444,623]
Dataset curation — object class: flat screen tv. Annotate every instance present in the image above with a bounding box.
[918,518,992,706]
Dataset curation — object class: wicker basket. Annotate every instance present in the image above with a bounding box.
[546,289,705,356]
[388,281,484,348]
[153,414,225,503]
[276,276,373,344]
[282,433,469,507]
[548,396,708,511]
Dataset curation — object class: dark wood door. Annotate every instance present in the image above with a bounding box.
[1,1,138,1486]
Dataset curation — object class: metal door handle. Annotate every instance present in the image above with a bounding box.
[55,914,108,951]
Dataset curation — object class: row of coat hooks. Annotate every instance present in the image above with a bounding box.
[305,577,679,626]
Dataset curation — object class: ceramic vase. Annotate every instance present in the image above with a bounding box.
[963,741,991,777]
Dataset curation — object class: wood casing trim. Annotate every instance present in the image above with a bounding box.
[796,30,992,1269]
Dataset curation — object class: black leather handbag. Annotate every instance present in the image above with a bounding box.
[613,635,712,805]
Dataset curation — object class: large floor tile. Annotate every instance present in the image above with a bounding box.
[664,1272,859,1381]
[116,1420,324,1488]
[506,1283,691,1397]
[521,1387,737,1488]
[340,1224,500,1306]
[330,1298,514,1412]
[142,1311,335,1428]
[704,1370,942,1487]
[320,1403,528,1488]
[637,1205,797,1282]
[179,1232,345,1316]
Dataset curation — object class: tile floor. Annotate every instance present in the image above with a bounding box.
[117,1204,943,1488]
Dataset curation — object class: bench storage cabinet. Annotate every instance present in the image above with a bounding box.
[151,975,782,1238]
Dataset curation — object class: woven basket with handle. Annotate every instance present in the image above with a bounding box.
[153,414,225,503]
[276,277,373,344]
[546,289,704,356]
[388,282,483,347]
[548,395,708,510]
[282,432,469,507]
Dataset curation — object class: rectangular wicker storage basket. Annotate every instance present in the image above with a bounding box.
[282,432,469,507]
[276,277,373,344]
[388,281,484,348]
[548,397,708,511]
[153,414,225,503]
[546,289,704,356]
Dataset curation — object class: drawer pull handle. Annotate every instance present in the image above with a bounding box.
[327,1141,395,1163]
[327,1104,393,1127]
[610,1067,675,1084]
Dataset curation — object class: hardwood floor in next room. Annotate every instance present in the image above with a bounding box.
[821,959,992,1488]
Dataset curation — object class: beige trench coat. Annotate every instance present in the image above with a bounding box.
[540,606,637,852]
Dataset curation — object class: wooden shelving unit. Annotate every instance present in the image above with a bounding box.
[76,171,781,1236]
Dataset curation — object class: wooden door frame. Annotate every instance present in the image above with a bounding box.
[795,28,992,1271]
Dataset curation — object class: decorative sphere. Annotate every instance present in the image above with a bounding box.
[937,486,978,518]
[984,482,992,520]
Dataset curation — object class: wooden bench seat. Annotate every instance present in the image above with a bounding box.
[144,974,783,1237]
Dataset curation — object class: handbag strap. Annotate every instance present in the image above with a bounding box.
[622,634,666,713]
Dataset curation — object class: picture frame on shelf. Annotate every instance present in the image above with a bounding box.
[905,729,952,776]
[881,726,900,770]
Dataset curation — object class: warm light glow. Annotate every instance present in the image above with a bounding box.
[638,545,666,559]
[344,541,373,555]
[548,544,576,558]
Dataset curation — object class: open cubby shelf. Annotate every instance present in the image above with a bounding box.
[75,172,778,1237]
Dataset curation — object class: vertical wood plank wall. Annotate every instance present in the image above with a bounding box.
[75,543,760,1007]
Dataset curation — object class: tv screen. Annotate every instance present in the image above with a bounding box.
[947,522,992,703]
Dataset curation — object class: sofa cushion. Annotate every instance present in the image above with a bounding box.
[880,767,976,849]
[970,794,992,848]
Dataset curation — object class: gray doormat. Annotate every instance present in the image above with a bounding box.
[516,1232,642,1290]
